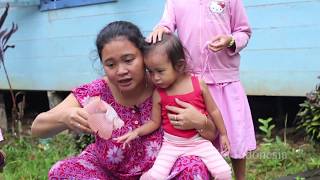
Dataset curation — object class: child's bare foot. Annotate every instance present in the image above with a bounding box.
[0,150,6,172]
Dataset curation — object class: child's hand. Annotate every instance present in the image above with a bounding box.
[114,131,139,149]
[220,134,231,156]
[208,35,233,52]
[146,26,171,43]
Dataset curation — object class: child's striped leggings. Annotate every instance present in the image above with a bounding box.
[140,132,232,180]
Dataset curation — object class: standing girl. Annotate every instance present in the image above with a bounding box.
[116,33,232,180]
[148,0,256,179]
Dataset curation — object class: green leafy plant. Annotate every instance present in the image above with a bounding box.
[296,76,320,142]
[1,127,319,179]
[246,133,320,180]
[307,157,320,169]
[249,116,320,179]
[258,117,275,143]
[0,3,23,137]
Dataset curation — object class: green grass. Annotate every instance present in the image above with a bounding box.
[246,137,320,180]
[0,133,319,179]
[0,133,78,180]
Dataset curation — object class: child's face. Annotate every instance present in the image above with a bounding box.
[144,50,178,89]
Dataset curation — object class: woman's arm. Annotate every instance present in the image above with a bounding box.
[165,98,218,141]
[228,0,252,54]
[31,94,92,138]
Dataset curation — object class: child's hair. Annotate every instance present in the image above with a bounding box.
[144,33,188,73]
[96,21,146,60]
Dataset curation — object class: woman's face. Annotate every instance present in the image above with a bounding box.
[101,37,145,93]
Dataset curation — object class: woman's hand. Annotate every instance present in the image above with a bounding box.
[166,98,217,141]
[63,107,93,134]
[208,35,233,52]
[220,134,231,156]
[32,94,94,138]
[166,98,207,130]
[114,131,139,149]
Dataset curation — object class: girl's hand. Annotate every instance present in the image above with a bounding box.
[146,26,171,43]
[220,134,231,156]
[166,98,206,130]
[208,35,233,52]
[63,107,93,134]
[114,131,139,149]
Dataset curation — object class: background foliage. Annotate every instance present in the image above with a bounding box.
[296,77,320,142]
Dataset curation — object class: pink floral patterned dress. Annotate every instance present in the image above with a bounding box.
[48,79,210,180]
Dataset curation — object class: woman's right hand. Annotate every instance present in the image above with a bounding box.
[62,107,92,134]
[31,94,93,138]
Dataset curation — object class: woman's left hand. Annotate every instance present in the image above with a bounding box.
[208,35,233,52]
[166,98,206,130]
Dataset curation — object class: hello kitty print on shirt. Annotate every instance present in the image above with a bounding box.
[210,0,226,13]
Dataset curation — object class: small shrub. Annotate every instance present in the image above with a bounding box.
[258,117,275,143]
[248,117,320,179]
[296,76,320,142]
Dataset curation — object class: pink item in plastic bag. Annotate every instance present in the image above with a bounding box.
[84,97,124,140]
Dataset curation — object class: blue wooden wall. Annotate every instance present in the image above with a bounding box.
[0,0,319,96]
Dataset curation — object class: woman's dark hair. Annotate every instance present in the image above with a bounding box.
[96,21,146,60]
[144,33,188,73]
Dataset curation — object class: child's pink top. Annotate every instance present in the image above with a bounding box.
[157,76,207,138]
[157,0,251,83]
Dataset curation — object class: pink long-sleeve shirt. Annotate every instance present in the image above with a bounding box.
[157,0,251,83]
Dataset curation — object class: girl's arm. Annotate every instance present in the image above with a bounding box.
[135,91,162,136]
[146,0,176,43]
[199,80,231,153]
[156,0,176,32]
[199,80,227,136]
[229,0,252,55]
[115,91,162,146]
[31,94,93,138]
